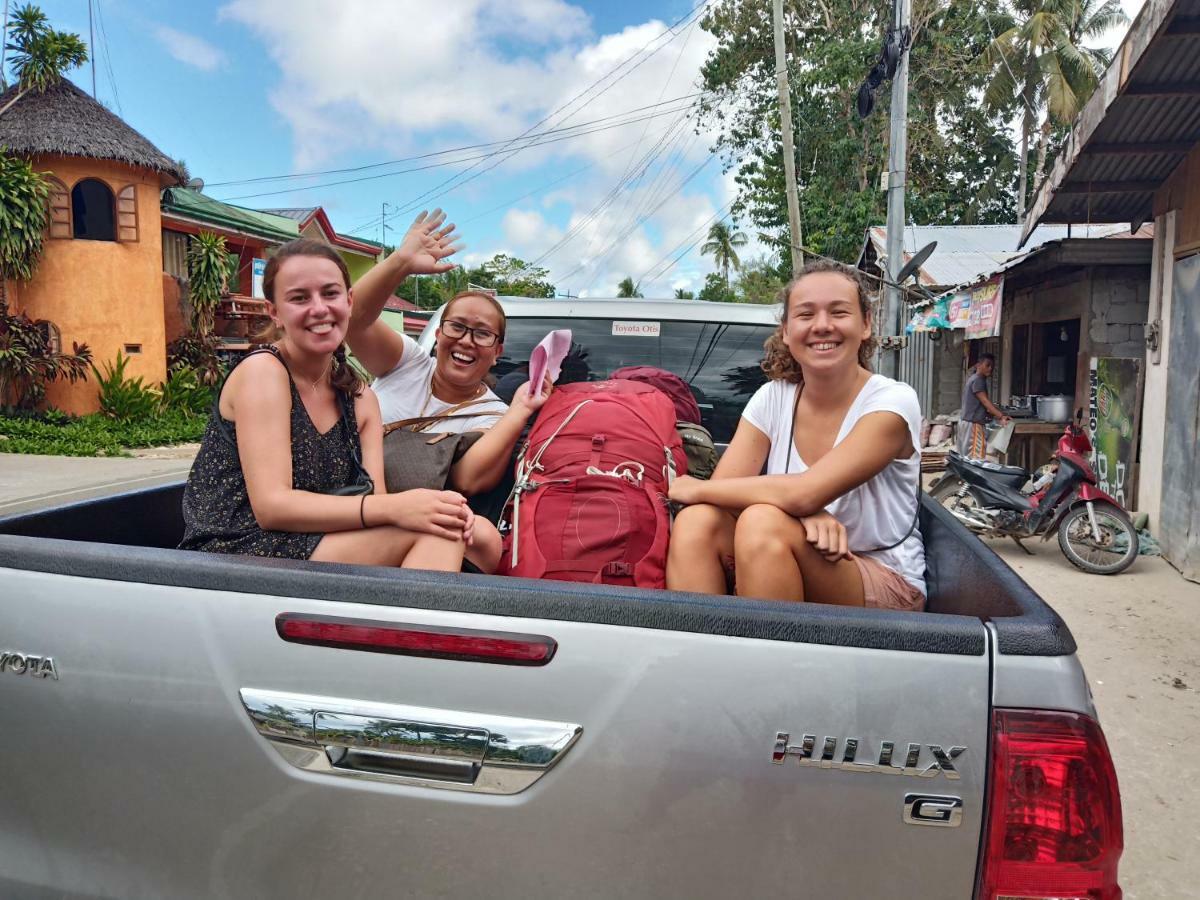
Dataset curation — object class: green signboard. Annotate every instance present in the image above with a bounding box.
[1088,357,1142,509]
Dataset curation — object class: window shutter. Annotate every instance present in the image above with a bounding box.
[46,177,71,239]
[116,184,139,242]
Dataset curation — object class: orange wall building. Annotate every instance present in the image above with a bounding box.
[0,81,183,414]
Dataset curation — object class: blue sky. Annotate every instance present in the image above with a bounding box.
[27,0,737,297]
[22,0,1145,297]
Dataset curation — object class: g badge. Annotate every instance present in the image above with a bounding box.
[903,794,963,827]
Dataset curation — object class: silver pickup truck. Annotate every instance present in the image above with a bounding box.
[0,301,1122,899]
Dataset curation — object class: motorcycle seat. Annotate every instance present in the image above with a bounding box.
[947,451,1027,480]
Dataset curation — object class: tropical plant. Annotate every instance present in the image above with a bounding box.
[674,288,695,299]
[697,272,736,303]
[734,255,787,304]
[0,311,90,409]
[167,332,223,387]
[92,351,159,422]
[984,0,1126,220]
[158,366,212,417]
[700,222,749,287]
[187,231,229,336]
[0,4,88,113]
[0,149,49,316]
[616,277,643,298]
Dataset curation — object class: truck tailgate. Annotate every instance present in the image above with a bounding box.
[1,565,989,899]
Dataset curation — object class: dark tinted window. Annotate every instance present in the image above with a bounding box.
[492,317,773,442]
[71,179,115,241]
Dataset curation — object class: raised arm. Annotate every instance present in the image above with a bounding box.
[669,411,913,517]
[347,210,462,377]
[449,377,554,495]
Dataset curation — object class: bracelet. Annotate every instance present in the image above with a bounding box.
[360,494,368,530]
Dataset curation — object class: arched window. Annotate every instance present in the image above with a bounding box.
[71,179,116,241]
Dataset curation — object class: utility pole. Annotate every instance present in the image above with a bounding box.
[1,0,10,90]
[882,0,911,378]
[88,0,96,98]
[772,0,803,276]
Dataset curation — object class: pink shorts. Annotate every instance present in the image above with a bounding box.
[853,554,926,612]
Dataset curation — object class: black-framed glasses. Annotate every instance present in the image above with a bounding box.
[441,318,502,347]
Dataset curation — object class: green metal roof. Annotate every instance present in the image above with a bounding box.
[161,188,300,243]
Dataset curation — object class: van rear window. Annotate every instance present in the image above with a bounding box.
[493,318,773,443]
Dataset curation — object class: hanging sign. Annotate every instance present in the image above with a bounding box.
[963,275,1004,340]
[906,296,952,333]
[252,258,267,299]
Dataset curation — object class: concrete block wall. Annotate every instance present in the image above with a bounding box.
[1088,267,1150,359]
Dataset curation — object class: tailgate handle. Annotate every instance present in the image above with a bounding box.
[315,712,489,784]
[241,688,582,795]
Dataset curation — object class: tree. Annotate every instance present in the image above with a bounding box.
[469,253,555,298]
[698,0,1018,263]
[700,222,748,287]
[697,272,736,303]
[984,0,1126,220]
[674,288,695,299]
[0,4,88,115]
[616,277,643,298]
[734,255,786,304]
[0,150,48,317]
[187,232,229,337]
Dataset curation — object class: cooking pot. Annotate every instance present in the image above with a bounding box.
[1036,394,1072,422]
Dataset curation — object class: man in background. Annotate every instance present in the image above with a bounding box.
[957,353,1011,459]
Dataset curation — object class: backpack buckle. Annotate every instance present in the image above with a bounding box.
[603,561,632,577]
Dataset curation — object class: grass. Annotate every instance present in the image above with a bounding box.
[0,409,206,457]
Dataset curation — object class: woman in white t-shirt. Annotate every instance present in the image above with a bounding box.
[666,259,925,611]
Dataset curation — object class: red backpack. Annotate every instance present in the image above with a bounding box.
[499,380,687,589]
[610,365,702,424]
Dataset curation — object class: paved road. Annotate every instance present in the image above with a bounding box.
[0,452,194,517]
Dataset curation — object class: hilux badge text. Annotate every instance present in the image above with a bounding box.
[772,732,965,779]
[0,651,59,680]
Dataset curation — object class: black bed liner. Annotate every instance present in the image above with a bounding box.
[0,483,1074,657]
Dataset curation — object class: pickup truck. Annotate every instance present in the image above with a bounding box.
[0,301,1122,899]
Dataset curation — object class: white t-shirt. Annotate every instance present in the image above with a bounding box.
[741,375,926,596]
[371,335,508,432]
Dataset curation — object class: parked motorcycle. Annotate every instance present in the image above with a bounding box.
[930,413,1138,575]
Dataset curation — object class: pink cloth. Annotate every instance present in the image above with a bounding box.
[528,329,572,389]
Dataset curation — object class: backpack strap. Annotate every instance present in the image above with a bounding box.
[383,397,497,435]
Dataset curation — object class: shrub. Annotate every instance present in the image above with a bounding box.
[159,366,212,417]
[167,332,223,386]
[0,408,205,456]
[0,310,91,409]
[92,351,159,422]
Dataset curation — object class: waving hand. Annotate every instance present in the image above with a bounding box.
[396,209,462,275]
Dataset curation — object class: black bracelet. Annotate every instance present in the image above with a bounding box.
[360,494,368,530]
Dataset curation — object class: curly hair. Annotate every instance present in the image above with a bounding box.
[761,258,879,384]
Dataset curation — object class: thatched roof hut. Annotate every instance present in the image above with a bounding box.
[0,79,183,183]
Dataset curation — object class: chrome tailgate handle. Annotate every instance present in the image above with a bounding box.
[242,688,581,795]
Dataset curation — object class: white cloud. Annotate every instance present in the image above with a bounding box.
[220,0,729,293]
[154,24,225,72]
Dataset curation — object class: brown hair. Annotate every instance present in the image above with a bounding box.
[259,238,364,397]
[760,258,879,384]
[442,291,507,341]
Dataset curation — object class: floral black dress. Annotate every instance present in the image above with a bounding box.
[179,347,363,559]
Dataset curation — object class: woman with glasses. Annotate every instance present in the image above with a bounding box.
[345,211,552,565]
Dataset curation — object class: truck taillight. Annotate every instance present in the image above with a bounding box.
[978,709,1123,900]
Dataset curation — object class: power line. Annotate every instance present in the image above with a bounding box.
[374,0,715,231]
[216,102,701,203]
[95,0,121,117]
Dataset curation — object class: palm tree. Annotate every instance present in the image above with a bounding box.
[700,222,748,288]
[0,5,88,115]
[985,0,1126,223]
[616,277,642,298]
[674,288,694,299]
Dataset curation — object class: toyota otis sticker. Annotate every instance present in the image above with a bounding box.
[612,321,661,337]
[773,732,965,779]
[0,651,59,680]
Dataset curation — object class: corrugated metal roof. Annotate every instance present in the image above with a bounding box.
[261,208,320,222]
[162,189,301,243]
[863,223,1134,287]
[1023,0,1200,242]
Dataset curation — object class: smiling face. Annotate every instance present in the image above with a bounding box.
[267,254,353,357]
[434,294,505,390]
[781,271,872,375]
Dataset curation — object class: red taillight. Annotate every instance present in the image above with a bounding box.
[276,613,556,666]
[978,709,1123,900]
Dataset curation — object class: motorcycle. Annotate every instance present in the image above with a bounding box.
[930,412,1138,575]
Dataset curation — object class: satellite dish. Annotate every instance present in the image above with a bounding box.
[895,240,936,285]
[186,178,205,192]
